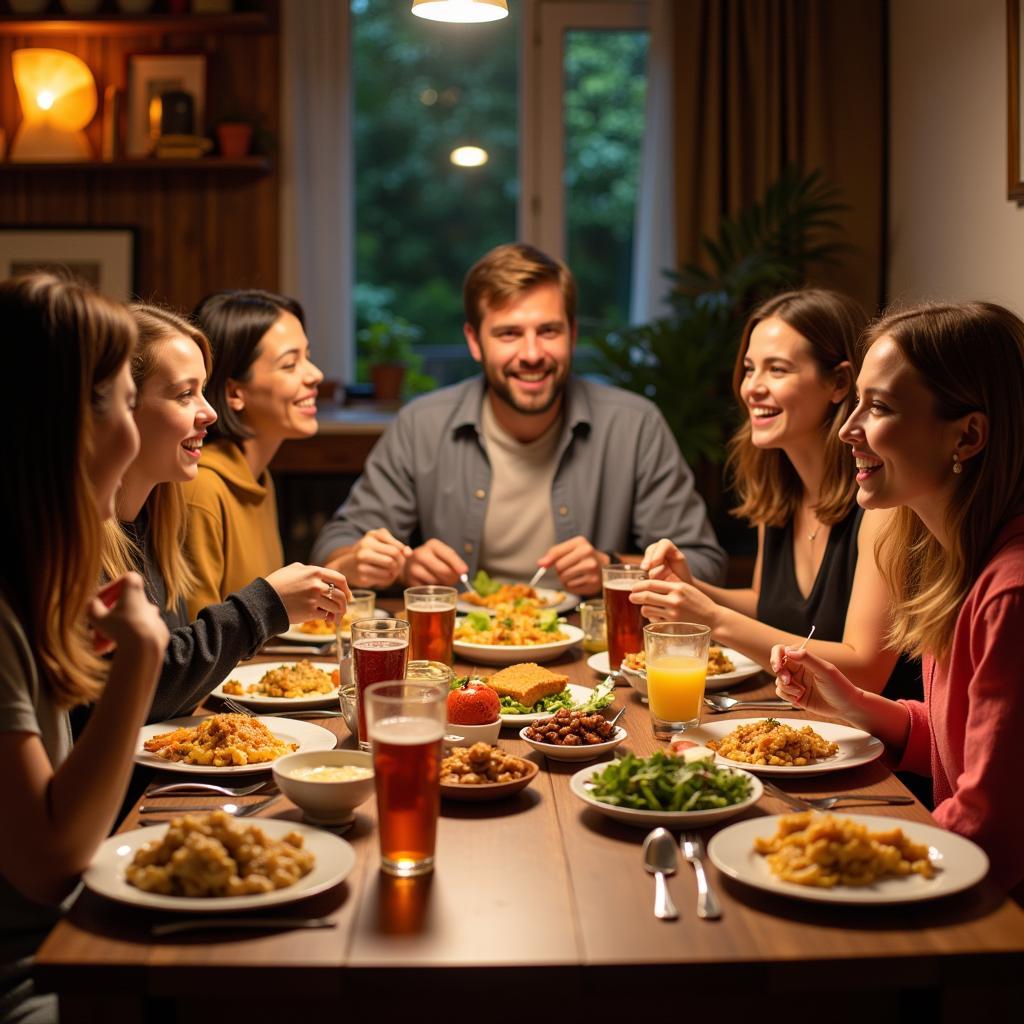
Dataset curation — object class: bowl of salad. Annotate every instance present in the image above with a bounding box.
[569,751,762,827]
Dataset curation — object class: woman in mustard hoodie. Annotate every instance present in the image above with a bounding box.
[185,290,326,619]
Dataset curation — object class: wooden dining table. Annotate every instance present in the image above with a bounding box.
[35,619,1024,1023]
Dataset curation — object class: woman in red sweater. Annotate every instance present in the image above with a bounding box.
[772,302,1024,892]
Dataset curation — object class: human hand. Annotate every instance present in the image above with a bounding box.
[640,539,693,584]
[349,528,413,588]
[770,645,861,720]
[628,578,719,628]
[88,573,169,656]
[536,536,608,595]
[266,563,353,625]
[403,539,468,586]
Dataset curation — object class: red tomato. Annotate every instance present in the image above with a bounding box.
[447,679,501,725]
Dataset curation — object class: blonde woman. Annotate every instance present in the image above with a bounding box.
[103,304,350,723]
[0,274,169,1023]
[774,302,1024,892]
[635,289,916,697]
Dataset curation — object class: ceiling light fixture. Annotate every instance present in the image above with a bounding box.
[450,145,488,167]
[411,0,508,25]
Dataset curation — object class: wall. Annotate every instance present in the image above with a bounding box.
[889,0,1024,312]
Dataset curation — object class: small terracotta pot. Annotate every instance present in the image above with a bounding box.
[371,364,405,402]
[216,122,253,159]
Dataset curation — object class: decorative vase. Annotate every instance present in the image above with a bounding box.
[371,364,405,403]
[216,122,252,159]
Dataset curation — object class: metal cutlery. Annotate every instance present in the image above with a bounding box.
[680,833,721,920]
[152,916,336,937]
[221,698,258,717]
[703,694,794,713]
[138,795,278,817]
[459,572,473,592]
[760,778,915,812]
[642,827,679,921]
[527,565,546,589]
[145,780,272,798]
[220,698,343,720]
[261,640,335,656]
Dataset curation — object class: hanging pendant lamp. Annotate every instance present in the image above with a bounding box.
[411,1,508,24]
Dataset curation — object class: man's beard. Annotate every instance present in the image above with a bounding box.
[483,363,569,416]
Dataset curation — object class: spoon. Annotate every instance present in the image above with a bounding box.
[642,827,679,920]
[703,694,794,713]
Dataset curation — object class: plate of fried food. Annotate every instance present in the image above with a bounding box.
[485,663,614,725]
[520,709,627,762]
[211,660,340,710]
[457,570,579,615]
[136,713,337,775]
[708,811,989,904]
[276,607,389,643]
[453,608,583,666]
[84,810,357,912]
[685,717,884,776]
[617,646,763,697]
[440,742,539,802]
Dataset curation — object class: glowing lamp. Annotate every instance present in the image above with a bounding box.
[412,0,508,24]
[10,48,97,162]
[450,145,488,167]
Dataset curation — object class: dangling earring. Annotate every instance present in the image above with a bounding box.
[952,452,963,475]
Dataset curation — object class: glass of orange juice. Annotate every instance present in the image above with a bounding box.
[643,622,711,739]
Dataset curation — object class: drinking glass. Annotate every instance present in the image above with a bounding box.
[351,618,410,750]
[405,660,453,687]
[365,679,446,878]
[578,599,607,654]
[602,565,647,671]
[643,622,712,739]
[339,589,376,637]
[404,585,457,665]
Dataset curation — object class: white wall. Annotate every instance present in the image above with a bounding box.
[889,0,1024,313]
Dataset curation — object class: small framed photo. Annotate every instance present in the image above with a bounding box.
[126,52,206,158]
[0,227,137,300]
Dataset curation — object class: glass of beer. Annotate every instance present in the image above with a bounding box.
[602,565,647,671]
[365,679,446,878]
[404,585,457,665]
[644,621,711,739]
[351,618,410,750]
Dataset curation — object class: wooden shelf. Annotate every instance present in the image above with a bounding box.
[0,12,273,36]
[0,156,271,172]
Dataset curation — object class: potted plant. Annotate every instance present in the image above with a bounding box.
[358,314,435,402]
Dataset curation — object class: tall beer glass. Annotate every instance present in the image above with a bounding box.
[644,621,711,738]
[351,618,410,750]
[366,680,446,877]
[404,585,457,665]
[602,565,647,671]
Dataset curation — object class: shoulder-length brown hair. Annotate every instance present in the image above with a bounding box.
[0,273,136,707]
[102,303,213,611]
[726,288,868,527]
[870,302,1024,661]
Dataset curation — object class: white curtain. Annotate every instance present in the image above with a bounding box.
[629,0,677,325]
[279,0,352,383]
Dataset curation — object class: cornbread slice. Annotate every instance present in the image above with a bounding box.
[488,663,569,708]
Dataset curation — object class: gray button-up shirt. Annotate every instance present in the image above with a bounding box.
[311,375,727,584]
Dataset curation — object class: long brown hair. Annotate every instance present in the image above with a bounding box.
[0,273,136,707]
[102,304,213,610]
[726,288,868,527]
[870,302,1024,661]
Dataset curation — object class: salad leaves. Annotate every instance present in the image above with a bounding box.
[471,570,502,596]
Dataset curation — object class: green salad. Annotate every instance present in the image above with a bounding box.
[462,609,562,634]
[587,751,752,812]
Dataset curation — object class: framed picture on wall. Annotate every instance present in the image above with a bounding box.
[0,227,137,300]
[1008,0,1024,201]
[126,52,206,158]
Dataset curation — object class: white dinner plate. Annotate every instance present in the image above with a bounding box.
[457,586,579,616]
[210,661,340,710]
[499,682,597,726]
[453,623,584,666]
[277,607,389,643]
[84,818,357,912]
[570,761,763,828]
[136,716,337,775]
[708,813,989,904]
[685,718,884,777]
[586,651,611,675]
[519,724,628,762]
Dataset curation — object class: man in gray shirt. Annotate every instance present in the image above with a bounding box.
[312,244,726,595]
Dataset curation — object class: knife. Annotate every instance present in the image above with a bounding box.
[152,916,337,937]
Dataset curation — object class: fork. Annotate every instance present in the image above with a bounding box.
[221,697,257,717]
[138,795,278,818]
[145,780,272,798]
[761,778,914,811]
[680,833,721,920]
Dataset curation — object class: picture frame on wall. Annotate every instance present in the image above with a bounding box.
[126,52,206,158]
[0,227,137,300]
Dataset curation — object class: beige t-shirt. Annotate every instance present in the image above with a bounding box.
[478,397,562,582]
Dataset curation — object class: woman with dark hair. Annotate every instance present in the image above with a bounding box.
[103,304,349,722]
[773,301,1024,892]
[185,289,325,618]
[0,273,168,1023]
[634,289,916,697]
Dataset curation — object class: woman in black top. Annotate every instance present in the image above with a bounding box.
[633,289,919,699]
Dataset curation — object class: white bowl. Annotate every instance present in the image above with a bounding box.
[518,724,627,762]
[445,719,501,746]
[620,662,648,700]
[272,749,375,826]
